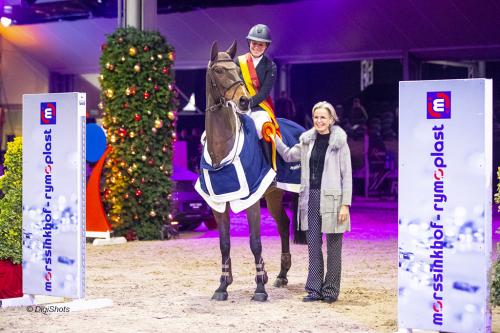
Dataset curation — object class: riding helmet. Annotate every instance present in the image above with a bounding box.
[246,24,272,44]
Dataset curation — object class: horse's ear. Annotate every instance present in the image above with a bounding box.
[211,41,218,62]
[226,40,237,59]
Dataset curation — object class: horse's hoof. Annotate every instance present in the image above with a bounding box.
[273,277,288,288]
[251,292,268,302]
[211,291,228,301]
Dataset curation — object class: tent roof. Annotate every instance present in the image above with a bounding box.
[1,0,499,74]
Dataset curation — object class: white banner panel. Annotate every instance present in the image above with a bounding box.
[22,93,86,298]
[398,79,492,332]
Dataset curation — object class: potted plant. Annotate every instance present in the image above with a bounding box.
[0,137,23,299]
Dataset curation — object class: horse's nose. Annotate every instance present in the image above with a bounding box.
[239,96,250,110]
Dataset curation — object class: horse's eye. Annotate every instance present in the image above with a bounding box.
[214,67,224,74]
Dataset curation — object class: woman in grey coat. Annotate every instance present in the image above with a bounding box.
[275,101,352,303]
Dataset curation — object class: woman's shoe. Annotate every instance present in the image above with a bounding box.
[302,294,322,302]
[322,296,337,304]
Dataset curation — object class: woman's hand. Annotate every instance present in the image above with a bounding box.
[339,205,349,223]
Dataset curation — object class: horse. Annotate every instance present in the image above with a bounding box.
[199,41,294,302]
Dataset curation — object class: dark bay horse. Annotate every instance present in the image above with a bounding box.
[204,41,292,302]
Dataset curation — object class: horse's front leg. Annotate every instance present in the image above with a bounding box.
[211,203,232,301]
[246,201,268,301]
[265,189,292,287]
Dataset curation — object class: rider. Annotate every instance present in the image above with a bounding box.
[236,23,279,170]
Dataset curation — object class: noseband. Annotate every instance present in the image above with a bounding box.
[206,59,244,112]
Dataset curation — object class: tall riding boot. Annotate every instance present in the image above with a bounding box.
[260,139,275,170]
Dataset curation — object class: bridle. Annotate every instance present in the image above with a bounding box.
[206,58,245,112]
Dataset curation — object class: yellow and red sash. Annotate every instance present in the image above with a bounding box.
[238,53,280,170]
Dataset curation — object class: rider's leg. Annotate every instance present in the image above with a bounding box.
[250,110,274,169]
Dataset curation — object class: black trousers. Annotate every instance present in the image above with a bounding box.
[305,188,343,299]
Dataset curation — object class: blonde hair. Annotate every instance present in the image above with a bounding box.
[312,101,339,123]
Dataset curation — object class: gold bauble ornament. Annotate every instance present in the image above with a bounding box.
[132,163,138,170]
[168,52,175,61]
[129,131,136,138]
[111,116,117,123]
[98,74,104,82]
[154,119,163,129]
[98,102,104,110]
[157,54,163,60]
[125,87,131,96]
[127,167,133,174]
[167,111,175,121]
[133,64,141,73]
[110,135,117,143]
[121,56,126,62]
[129,47,137,56]
[141,155,147,161]
[149,210,157,217]
[105,89,114,98]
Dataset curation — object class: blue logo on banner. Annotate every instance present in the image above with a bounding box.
[427,92,451,119]
[41,102,57,125]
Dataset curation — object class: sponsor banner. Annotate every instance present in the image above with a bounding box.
[22,93,86,298]
[398,79,492,332]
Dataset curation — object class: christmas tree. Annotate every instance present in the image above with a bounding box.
[99,27,177,240]
[0,137,23,264]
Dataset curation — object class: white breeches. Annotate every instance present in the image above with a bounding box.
[250,110,271,139]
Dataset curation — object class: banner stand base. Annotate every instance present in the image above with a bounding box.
[92,237,127,246]
[1,294,113,312]
[86,231,111,239]
[0,294,34,308]
[50,298,113,312]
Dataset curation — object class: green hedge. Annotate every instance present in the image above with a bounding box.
[0,137,23,264]
[492,166,500,305]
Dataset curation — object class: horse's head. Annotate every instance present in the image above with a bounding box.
[205,41,249,168]
[207,41,250,111]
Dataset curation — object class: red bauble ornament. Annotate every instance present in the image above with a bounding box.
[143,45,149,52]
[148,159,155,166]
[130,85,137,96]
[101,43,108,51]
[135,189,142,197]
[143,91,150,100]
[162,67,169,74]
[118,127,127,138]
[123,102,129,109]
[154,85,159,92]
[134,113,142,121]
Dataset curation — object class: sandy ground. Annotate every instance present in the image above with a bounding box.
[1,203,499,333]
